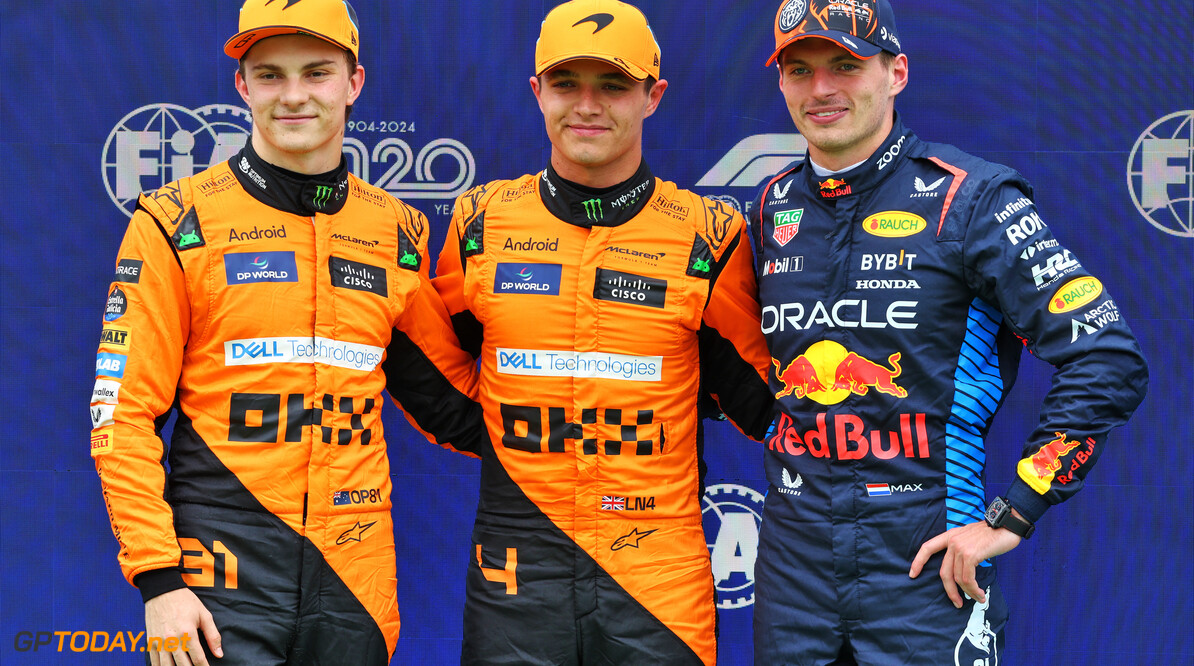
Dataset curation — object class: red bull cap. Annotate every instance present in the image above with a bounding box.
[767,0,902,66]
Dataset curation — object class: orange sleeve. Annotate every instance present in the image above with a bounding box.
[699,217,775,441]
[91,197,189,588]
[384,204,482,456]
[432,183,503,357]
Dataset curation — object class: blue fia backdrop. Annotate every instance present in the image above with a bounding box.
[1,1,1190,664]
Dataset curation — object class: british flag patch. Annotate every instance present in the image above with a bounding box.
[601,495,626,510]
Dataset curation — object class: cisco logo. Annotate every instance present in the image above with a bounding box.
[702,483,765,609]
[1127,110,1193,238]
[102,103,476,219]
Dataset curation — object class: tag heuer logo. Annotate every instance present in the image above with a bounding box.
[773,208,804,246]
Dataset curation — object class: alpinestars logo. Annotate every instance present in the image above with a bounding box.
[611,527,657,551]
[335,520,376,545]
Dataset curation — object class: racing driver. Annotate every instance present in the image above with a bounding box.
[750,1,1149,664]
[89,1,477,664]
[432,0,774,663]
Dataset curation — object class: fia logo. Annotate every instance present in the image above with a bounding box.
[701,483,765,609]
[102,104,251,218]
[103,103,477,219]
[1127,110,1194,238]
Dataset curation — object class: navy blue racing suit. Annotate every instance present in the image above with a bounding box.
[749,115,1147,665]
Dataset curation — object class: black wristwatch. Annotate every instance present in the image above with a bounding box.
[984,497,1035,539]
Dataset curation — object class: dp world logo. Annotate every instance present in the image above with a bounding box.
[103,103,476,219]
[701,483,765,609]
[1127,110,1194,238]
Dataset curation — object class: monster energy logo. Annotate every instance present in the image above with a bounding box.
[582,198,604,221]
[691,258,710,273]
[313,185,333,209]
[399,252,418,266]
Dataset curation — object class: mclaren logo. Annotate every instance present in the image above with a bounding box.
[573,13,615,32]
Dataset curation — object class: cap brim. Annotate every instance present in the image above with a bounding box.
[535,55,650,81]
[765,32,883,67]
[224,26,354,59]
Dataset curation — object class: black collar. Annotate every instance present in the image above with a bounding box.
[230,141,350,216]
[539,160,656,228]
[803,112,916,201]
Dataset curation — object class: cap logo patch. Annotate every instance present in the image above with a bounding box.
[573,13,615,33]
[779,0,807,33]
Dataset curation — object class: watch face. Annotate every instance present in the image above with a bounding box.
[985,498,1007,524]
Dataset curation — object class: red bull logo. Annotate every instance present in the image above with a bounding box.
[767,412,930,460]
[818,178,852,199]
[1017,432,1095,494]
[833,352,907,398]
[772,341,908,405]
[772,355,826,399]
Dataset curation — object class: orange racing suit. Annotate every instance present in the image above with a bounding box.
[90,143,477,663]
[434,162,774,665]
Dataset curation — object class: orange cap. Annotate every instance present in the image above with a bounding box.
[224,0,360,59]
[535,0,661,81]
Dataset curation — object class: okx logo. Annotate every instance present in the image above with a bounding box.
[702,483,765,609]
[1127,110,1194,238]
